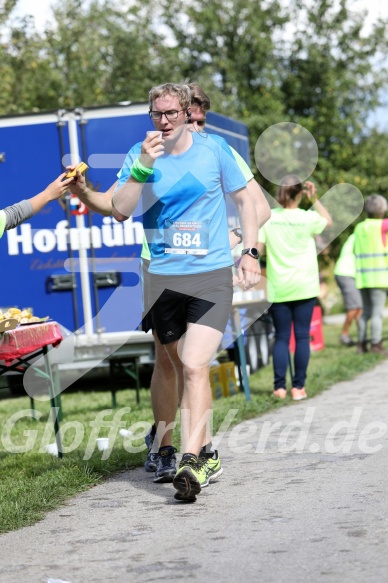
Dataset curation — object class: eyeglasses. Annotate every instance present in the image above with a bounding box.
[149,110,185,121]
[195,119,206,127]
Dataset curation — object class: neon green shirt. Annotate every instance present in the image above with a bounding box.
[334,234,356,278]
[140,145,254,261]
[259,207,327,302]
[0,210,6,238]
[229,148,253,182]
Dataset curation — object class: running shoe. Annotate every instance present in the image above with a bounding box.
[173,453,202,502]
[153,446,177,482]
[144,429,158,473]
[197,450,223,488]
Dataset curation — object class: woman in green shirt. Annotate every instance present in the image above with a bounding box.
[258,175,332,400]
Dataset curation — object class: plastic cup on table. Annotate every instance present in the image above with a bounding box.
[96,437,110,451]
[44,443,59,457]
[119,429,132,438]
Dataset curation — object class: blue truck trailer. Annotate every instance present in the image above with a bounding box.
[0,103,251,333]
[0,103,270,392]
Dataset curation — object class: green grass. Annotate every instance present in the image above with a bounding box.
[0,319,387,533]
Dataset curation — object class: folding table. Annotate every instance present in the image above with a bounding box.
[0,321,64,458]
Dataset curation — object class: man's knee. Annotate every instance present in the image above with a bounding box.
[183,364,209,384]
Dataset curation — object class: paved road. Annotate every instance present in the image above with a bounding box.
[1,360,388,583]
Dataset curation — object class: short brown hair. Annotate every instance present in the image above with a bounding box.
[148,83,191,111]
[189,83,211,112]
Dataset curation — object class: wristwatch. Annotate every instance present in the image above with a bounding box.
[231,227,243,243]
[241,247,259,259]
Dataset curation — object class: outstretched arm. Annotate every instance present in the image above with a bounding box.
[28,173,74,213]
[67,165,116,216]
[3,172,74,231]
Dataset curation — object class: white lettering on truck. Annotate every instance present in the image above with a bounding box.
[6,217,144,255]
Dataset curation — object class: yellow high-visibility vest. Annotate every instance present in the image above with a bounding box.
[354,219,388,288]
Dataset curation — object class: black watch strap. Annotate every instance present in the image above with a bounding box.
[241,247,259,259]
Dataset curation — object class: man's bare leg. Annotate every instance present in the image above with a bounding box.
[165,323,222,456]
[167,324,223,501]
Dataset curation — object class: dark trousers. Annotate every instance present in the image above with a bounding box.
[270,297,316,390]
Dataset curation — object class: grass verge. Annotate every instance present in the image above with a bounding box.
[0,320,387,533]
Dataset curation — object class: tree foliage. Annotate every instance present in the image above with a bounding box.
[280,1,388,193]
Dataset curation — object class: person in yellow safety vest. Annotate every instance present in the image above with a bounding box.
[354,194,388,354]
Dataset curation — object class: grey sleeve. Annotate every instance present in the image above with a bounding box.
[3,200,34,230]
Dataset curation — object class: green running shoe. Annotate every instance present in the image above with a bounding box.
[173,453,202,503]
[197,450,223,488]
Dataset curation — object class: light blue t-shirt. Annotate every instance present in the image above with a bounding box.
[117,131,247,275]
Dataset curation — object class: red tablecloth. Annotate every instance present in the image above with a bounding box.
[0,321,63,365]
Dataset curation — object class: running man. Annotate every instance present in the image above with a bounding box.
[112,82,260,501]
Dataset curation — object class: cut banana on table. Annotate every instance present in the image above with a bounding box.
[0,308,48,325]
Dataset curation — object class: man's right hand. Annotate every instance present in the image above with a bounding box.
[140,133,165,168]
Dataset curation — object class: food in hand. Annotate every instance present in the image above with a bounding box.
[65,161,89,178]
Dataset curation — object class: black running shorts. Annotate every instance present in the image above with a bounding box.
[148,267,233,345]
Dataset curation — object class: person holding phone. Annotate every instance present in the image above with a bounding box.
[258,176,332,400]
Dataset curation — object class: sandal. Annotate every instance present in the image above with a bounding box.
[291,387,307,401]
[273,388,287,399]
